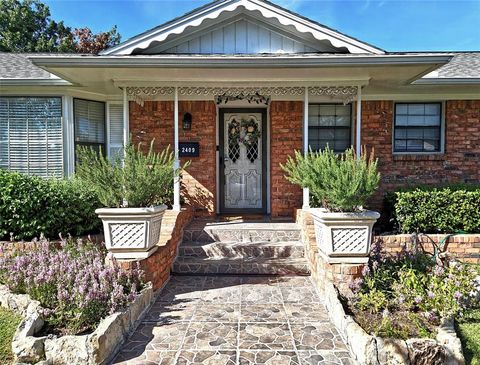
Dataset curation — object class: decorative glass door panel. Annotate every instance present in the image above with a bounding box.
[223,112,263,210]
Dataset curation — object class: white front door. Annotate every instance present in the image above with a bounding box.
[221,109,265,212]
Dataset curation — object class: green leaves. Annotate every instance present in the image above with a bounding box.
[280,146,380,211]
[0,169,101,240]
[76,141,188,208]
[0,0,120,53]
[388,187,480,233]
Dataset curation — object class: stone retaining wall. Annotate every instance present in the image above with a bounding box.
[322,282,465,365]
[114,207,195,290]
[0,284,154,365]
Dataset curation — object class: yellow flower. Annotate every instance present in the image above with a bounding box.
[247,126,255,133]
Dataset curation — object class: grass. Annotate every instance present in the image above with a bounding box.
[0,307,21,365]
[457,309,480,365]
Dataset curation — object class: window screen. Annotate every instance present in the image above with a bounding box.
[394,103,442,153]
[308,104,351,152]
[74,99,106,155]
[0,97,63,177]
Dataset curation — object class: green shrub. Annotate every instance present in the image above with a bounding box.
[280,146,380,211]
[0,169,101,240]
[76,141,188,208]
[386,185,480,233]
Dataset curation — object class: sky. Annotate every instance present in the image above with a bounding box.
[43,0,480,51]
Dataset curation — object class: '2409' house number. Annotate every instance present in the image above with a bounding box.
[178,142,200,157]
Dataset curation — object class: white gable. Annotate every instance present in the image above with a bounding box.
[142,15,337,54]
[102,0,384,55]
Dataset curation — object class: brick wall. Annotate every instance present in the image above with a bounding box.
[270,101,303,218]
[129,100,217,215]
[360,100,480,211]
[374,234,480,264]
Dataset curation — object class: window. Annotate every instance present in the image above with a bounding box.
[394,103,442,153]
[74,99,106,155]
[107,104,124,159]
[0,97,63,177]
[308,104,351,152]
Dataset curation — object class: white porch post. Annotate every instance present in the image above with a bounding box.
[356,85,362,158]
[173,86,181,211]
[302,86,310,209]
[123,88,129,152]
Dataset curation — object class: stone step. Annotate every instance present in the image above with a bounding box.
[182,221,302,243]
[178,241,305,259]
[172,257,310,275]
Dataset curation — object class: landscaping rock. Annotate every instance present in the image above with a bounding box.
[376,338,409,365]
[319,278,466,365]
[406,339,447,365]
[44,335,91,364]
[1,282,154,365]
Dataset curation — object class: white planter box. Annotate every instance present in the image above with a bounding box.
[310,208,380,263]
[96,205,167,259]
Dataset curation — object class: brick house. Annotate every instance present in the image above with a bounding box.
[0,0,479,219]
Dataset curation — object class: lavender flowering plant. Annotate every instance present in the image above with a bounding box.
[0,238,144,335]
[350,240,479,338]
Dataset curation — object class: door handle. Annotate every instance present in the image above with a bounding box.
[224,157,229,162]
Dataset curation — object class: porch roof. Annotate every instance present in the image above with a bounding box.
[25,53,452,96]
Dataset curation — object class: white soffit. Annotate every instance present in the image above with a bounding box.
[102,0,385,55]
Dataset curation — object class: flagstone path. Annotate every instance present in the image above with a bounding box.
[113,275,354,365]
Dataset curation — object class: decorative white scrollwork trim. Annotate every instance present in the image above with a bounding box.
[308,86,358,105]
[125,85,359,105]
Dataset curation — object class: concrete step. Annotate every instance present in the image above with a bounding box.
[178,241,305,259]
[182,221,302,243]
[172,257,310,275]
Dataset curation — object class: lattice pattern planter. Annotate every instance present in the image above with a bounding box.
[310,208,380,263]
[96,205,167,259]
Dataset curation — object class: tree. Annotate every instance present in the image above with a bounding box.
[0,0,121,53]
[73,26,121,54]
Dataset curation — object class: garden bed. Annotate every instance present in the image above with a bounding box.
[318,241,479,365]
[0,239,154,365]
[323,282,465,365]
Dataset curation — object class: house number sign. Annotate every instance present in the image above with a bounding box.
[179,142,200,157]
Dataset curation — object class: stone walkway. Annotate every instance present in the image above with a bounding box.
[113,276,353,365]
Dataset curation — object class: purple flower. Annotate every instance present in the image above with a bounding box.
[427,291,435,299]
[434,266,445,276]
[454,291,463,300]
[414,296,423,304]
[361,265,370,277]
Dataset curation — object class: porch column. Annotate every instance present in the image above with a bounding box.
[302,86,310,209]
[356,86,362,158]
[173,86,181,211]
[123,87,129,152]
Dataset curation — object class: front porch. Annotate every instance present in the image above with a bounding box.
[121,84,364,218]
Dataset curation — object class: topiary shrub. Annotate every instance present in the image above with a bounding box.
[0,169,101,240]
[280,146,380,212]
[386,185,480,233]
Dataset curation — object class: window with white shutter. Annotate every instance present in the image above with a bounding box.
[108,104,124,159]
[0,97,63,178]
[74,99,106,155]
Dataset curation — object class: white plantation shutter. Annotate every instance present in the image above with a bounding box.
[108,104,124,159]
[74,99,106,154]
[0,97,63,178]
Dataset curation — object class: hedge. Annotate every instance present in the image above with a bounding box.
[386,185,480,234]
[0,169,101,240]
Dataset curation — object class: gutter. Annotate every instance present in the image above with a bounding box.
[413,77,480,85]
[0,79,72,86]
[29,54,453,68]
